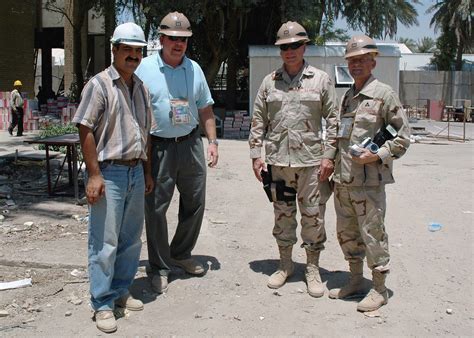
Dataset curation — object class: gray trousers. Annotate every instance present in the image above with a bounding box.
[145,132,206,276]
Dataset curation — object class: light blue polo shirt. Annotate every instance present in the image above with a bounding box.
[136,51,214,138]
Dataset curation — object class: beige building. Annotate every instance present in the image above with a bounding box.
[0,0,105,99]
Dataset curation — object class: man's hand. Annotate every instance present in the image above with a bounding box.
[144,173,154,195]
[207,143,219,168]
[252,158,266,182]
[319,158,334,182]
[86,174,105,205]
[351,148,380,165]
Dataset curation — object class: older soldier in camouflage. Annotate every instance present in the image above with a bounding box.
[249,21,338,298]
[328,35,410,312]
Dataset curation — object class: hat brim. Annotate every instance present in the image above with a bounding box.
[275,37,310,46]
[160,30,193,37]
[345,49,379,59]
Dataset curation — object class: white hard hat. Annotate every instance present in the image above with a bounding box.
[110,22,147,47]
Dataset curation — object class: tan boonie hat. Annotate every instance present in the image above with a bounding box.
[159,12,193,37]
[345,35,379,59]
[274,21,310,45]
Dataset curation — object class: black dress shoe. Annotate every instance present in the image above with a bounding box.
[8,128,13,136]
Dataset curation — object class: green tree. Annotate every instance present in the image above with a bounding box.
[430,29,457,70]
[398,37,417,52]
[428,0,473,70]
[416,37,436,53]
[342,0,420,39]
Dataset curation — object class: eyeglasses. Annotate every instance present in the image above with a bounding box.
[279,42,304,51]
[168,36,188,42]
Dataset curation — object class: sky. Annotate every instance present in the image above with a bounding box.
[335,0,440,42]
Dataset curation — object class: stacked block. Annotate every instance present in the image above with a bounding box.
[222,110,252,139]
[0,92,76,131]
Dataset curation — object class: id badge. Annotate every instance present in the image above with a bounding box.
[169,99,191,125]
[337,117,354,139]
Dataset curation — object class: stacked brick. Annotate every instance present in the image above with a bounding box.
[222,111,252,139]
[0,92,77,132]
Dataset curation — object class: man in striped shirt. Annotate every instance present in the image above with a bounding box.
[72,22,153,333]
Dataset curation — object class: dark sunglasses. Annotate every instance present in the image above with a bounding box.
[168,36,188,42]
[280,42,304,51]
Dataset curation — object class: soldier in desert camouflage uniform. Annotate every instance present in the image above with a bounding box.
[328,35,410,312]
[249,21,338,298]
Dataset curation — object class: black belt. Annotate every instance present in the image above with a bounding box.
[102,159,141,167]
[151,126,199,143]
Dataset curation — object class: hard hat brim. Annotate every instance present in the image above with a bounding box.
[160,30,193,37]
[275,37,310,46]
[345,49,379,59]
[110,38,147,47]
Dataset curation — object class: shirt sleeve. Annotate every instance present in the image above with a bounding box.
[195,65,214,109]
[320,75,339,160]
[377,89,411,163]
[72,79,105,130]
[248,77,270,159]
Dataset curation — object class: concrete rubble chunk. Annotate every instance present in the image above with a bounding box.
[0,310,9,317]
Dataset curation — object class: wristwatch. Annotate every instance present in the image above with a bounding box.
[208,138,219,146]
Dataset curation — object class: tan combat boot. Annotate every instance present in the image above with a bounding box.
[267,245,294,289]
[305,249,324,297]
[328,261,365,299]
[357,270,388,312]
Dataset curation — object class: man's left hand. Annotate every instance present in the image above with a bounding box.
[207,143,219,168]
[319,158,334,181]
[144,173,154,195]
[351,148,380,164]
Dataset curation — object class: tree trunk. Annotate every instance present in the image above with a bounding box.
[103,0,116,67]
[225,11,239,110]
[72,0,85,99]
[455,38,464,71]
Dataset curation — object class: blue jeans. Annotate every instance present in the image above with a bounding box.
[87,163,145,311]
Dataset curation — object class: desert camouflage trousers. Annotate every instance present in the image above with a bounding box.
[271,165,331,251]
[334,183,390,272]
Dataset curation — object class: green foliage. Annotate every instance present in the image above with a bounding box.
[428,0,473,70]
[38,123,79,153]
[430,30,457,70]
[416,37,436,53]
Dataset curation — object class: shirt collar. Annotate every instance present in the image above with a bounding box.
[157,50,188,70]
[274,60,314,82]
[108,64,143,85]
[356,75,377,98]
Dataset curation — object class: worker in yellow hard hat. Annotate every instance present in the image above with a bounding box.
[9,80,24,136]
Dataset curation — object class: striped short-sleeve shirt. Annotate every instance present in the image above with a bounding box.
[72,65,152,162]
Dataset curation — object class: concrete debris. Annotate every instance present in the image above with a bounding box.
[65,311,72,317]
[0,310,9,317]
[23,221,34,227]
[446,308,453,315]
[0,278,32,291]
[70,269,86,278]
[5,200,15,207]
[363,310,381,318]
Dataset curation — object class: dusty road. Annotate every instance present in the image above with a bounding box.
[0,121,473,336]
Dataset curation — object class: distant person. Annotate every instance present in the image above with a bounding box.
[8,80,24,136]
[328,35,410,312]
[72,22,153,333]
[36,85,47,107]
[248,21,338,297]
[136,11,218,294]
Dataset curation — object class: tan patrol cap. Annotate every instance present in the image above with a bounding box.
[275,21,310,46]
[345,35,379,59]
[159,12,192,37]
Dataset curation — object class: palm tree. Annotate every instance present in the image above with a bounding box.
[343,0,420,39]
[399,37,417,52]
[416,37,436,53]
[428,0,473,70]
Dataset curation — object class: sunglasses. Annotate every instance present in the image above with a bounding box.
[280,42,304,51]
[168,36,188,42]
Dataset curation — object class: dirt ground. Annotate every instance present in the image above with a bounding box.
[0,120,473,336]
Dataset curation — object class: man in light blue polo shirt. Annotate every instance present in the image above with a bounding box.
[136,11,219,294]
